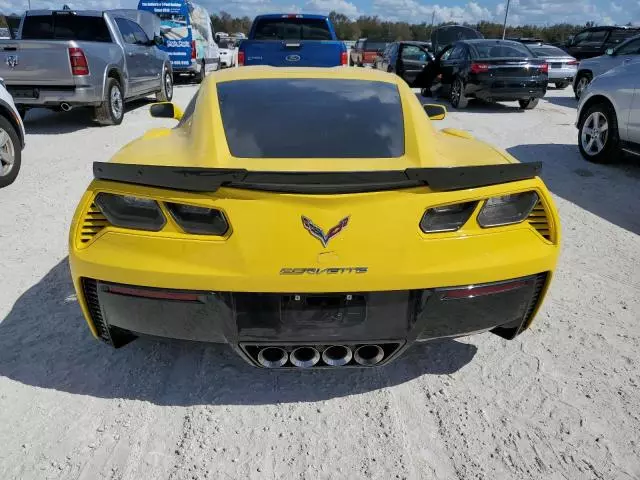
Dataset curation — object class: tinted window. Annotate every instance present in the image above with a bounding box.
[607,30,640,45]
[588,30,607,43]
[473,41,532,58]
[530,45,568,57]
[253,18,331,40]
[616,38,640,55]
[128,20,150,45]
[572,32,590,45]
[217,79,404,158]
[218,39,235,49]
[402,45,427,61]
[115,18,136,44]
[448,45,465,59]
[365,41,387,51]
[21,13,111,42]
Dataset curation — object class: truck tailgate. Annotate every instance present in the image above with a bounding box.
[0,41,75,86]
[242,40,344,67]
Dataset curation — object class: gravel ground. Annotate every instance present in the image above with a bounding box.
[0,83,639,480]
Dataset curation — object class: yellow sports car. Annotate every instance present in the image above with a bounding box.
[69,67,560,369]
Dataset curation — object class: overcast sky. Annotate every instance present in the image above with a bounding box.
[2,0,636,26]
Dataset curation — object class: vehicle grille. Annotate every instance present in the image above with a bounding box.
[528,201,552,241]
[79,203,110,244]
[81,278,112,345]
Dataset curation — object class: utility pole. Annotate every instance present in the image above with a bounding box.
[430,11,435,28]
[501,0,510,39]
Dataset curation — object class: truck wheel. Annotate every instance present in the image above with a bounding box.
[156,68,174,102]
[518,98,539,110]
[195,61,206,84]
[0,115,21,188]
[578,102,620,163]
[94,77,124,126]
[574,73,591,100]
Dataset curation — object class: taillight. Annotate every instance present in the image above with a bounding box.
[69,47,89,76]
[540,63,549,73]
[340,50,348,65]
[420,202,477,233]
[567,60,578,66]
[191,40,196,60]
[165,202,229,236]
[238,50,245,66]
[469,62,489,74]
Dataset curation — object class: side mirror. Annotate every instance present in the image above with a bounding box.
[423,103,446,120]
[605,47,614,56]
[154,34,164,47]
[150,102,183,121]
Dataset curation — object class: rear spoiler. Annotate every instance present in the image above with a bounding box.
[93,162,542,194]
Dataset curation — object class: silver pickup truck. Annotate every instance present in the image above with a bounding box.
[0,9,173,125]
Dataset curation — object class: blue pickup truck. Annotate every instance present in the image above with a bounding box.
[238,14,347,67]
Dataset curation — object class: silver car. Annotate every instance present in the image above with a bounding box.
[576,60,640,162]
[573,34,640,99]
[527,43,577,89]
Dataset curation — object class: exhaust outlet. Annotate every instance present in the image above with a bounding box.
[290,346,320,368]
[257,347,288,368]
[60,103,72,112]
[354,345,384,366]
[322,345,352,367]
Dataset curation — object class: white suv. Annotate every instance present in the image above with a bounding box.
[0,78,25,188]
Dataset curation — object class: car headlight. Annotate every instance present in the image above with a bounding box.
[95,193,166,231]
[477,192,538,228]
[165,202,229,235]
[420,202,477,233]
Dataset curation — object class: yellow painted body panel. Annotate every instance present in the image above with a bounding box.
[68,67,561,340]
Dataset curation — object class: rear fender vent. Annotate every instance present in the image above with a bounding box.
[528,201,552,241]
[81,278,112,345]
[79,203,110,244]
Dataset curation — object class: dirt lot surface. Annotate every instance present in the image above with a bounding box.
[0,84,639,480]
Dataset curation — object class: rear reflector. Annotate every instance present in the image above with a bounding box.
[69,47,89,76]
[442,280,529,300]
[238,50,245,66]
[106,285,200,302]
[341,51,348,65]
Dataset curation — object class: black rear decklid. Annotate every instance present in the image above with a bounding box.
[93,162,542,194]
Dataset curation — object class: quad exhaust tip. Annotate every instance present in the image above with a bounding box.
[60,102,72,112]
[290,346,320,368]
[354,344,385,366]
[322,345,353,367]
[257,347,288,368]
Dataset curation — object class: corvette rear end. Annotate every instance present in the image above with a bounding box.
[69,67,560,368]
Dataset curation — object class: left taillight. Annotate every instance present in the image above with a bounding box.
[469,62,489,74]
[69,47,89,76]
[340,50,348,65]
[94,193,166,231]
[539,63,549,73]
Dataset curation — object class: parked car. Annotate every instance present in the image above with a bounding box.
[138,0,219,82]
[563,26,640,60]
[349,38,389,67]
[576,61,640,162]
[414,39,547,110]
[238,14,346,67]
[375,41,434,86]
[527,43,577,89]
[573,34,640,100]
[0,9,173,125]
[217,37,235,68]
[0,79,25,188]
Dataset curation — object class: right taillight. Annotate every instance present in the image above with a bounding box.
[567,60,578,66]
[238,50,245,66]
[470,62,489,74]
[477,192,539,228]
[69,47,89,76]
[340,50,348,65]
[539,63,549,73]
[420,202,477,233]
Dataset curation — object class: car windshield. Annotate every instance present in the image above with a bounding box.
[218,39,234,49]
[217,79,404,158]
[473,41,532,58]
[529,45,568,57]
[365,42,387,51]
[253,18,332,40]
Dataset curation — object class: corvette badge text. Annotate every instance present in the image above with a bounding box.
[280,267,368,275]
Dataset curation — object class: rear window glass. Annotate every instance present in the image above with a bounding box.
[253,18,332,40]
[530,46,567,57]
[21,14,111,42]
[472,41,532,58]
[217,79,404,158]
[364,41,387,51]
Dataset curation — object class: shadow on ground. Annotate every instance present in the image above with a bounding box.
[508,143,640,235]
[0,259,477,406]
[414,93,526,114]
[543,95,577,108]
[22,98,155,135]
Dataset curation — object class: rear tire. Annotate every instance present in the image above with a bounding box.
[94,77,124,126]
[449,77,468,109]
[519,98,539,110]
[555,82,568,89]
[574,73,591,100]
[578,102,620,163]
[155,68,173,102]
[0,115,21,188]
[195,61,206,84]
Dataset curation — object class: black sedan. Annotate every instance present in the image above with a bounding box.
[375,41,434,85]
[414,39,548,110]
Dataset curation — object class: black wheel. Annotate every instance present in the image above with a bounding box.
[420,87,432,98]
[578,102,620,163]
[16,106,27,121]
[156,68,173,102]
[349,57,353,66]
[449,77,468,109]
[518,98,539,110]
[574,73,591,100]
[195,61,206,84]
[0,115,21,188]
[94,77,124,126]
[555,82,568,89]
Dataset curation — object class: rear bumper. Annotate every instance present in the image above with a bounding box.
[80,273,549,367]
[7,84,101,107]
[547,69,575,81]
[466,80,547,101]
